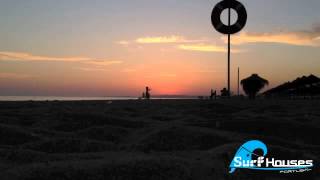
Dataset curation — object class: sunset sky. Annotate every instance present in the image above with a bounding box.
[0,0,319,96]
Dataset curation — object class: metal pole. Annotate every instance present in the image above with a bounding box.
[227,6,231,97]
[238,67,240,96]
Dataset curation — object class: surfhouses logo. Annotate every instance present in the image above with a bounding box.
[229,140,313,174]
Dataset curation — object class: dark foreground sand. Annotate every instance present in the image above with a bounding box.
[0,99,319,180]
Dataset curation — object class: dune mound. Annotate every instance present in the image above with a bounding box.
[0,125,40,146]
[22,138,115,153]
[220,120,320,145]
[53,114,146,132]
[0,148,49,164]
[76,126,130,143]
[4,157,192,180]
[135,126,229,152]
[265,145,316,161]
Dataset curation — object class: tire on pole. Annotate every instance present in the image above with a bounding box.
[211,0,247,35]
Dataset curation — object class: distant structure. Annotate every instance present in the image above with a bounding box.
[220,88,229,97]
[241,74,269,99]
[264,74,320,98]
[210,89,217,100]
[237,67,240,96]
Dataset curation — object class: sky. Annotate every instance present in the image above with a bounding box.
[0,0,319,96]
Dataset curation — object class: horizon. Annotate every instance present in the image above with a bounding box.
[0,0,320,96]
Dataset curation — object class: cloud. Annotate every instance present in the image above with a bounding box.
[0,52,91,62]
[0,51,122,66]
[116,41,130,46]
[228,25,320,46]
[74,67,107,71]
[178,44,242,53]
[0,72,33,79]
[84,60,123,66]
[178,44,225,52]
[136,35,206,44]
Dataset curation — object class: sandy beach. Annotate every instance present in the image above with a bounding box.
[0,99,318,179]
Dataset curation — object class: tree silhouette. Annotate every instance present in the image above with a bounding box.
[241,74,269,99]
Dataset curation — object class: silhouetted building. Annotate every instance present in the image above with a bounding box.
[264,74,320,97]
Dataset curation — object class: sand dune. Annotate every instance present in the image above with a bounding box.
[0,99,319,179]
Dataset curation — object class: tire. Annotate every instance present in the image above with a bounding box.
[211,0,247,35]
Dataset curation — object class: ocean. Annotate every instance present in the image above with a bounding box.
[0,96,197,101]
[0,96,138,101]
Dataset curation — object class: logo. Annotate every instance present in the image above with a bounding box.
[229,140,313,174]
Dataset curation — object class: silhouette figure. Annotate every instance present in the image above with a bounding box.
[145,86,151,100]
[220,88,229,97]
[241,74,269,99]
[210,89,217,100]
[142,92,146,99]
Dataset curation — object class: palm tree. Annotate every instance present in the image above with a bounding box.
[241,74,269,99]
